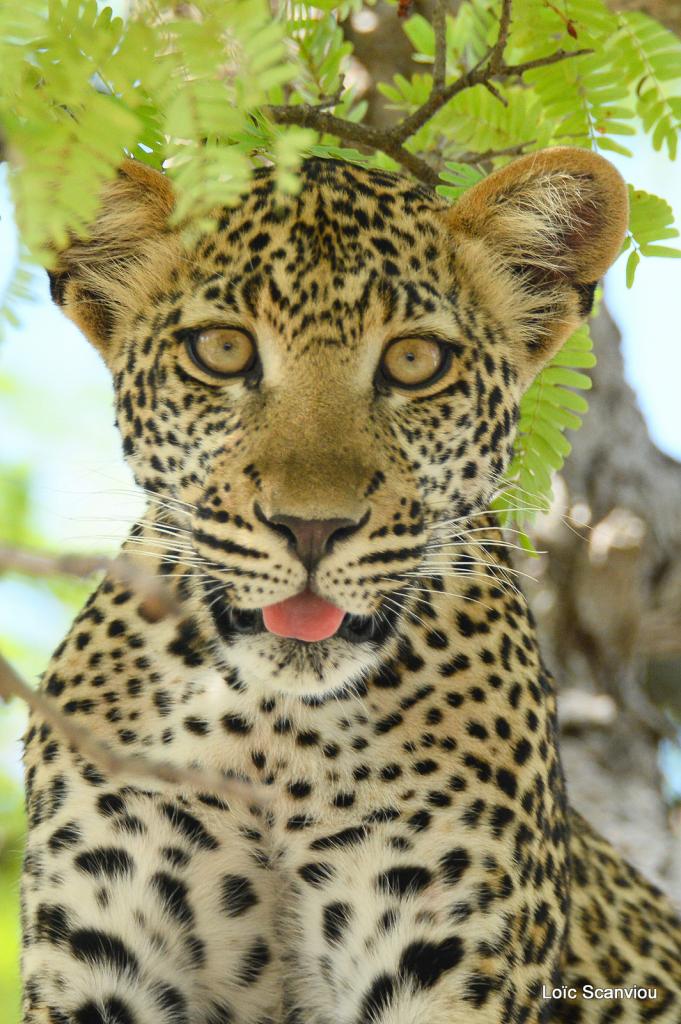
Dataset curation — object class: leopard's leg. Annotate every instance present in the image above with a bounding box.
[21,757,280,1024]
[550,812,681,1023]
[287,824,566,1024]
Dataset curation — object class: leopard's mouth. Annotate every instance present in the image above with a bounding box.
[202,580,405,647]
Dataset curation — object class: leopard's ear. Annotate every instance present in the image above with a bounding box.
[446,148,628,377]
[48,159,176,354]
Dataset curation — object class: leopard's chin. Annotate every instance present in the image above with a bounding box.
[201,582,407,697]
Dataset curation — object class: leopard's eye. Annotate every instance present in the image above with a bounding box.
[186,327,256,379]
[380,337,448,389]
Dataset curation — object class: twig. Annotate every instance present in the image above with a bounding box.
[0,543,180,618]
[311,80,346,111]
[432,0,448,94]
[266,104,441,185]
[391,49,590,144]
[503,48,593,78]
[0,652,267,805]
[494,0,514,73]
[451,140,537,165]
[266,0,591,186]
[0,543,109,580]
[0,651,26,700]
[483,80,508,106]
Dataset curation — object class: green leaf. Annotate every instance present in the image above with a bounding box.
[518,416,573,457]
[544,387,590,414]
[638,243,681,258]
[548,348,597,369]
[436,162,485,200]
[402,14,435,58]
[595,137,633,157]
[623,186,681,281]
[615,12,681,160]
[499,321,594,531]
[273,126,317,193]
[532,401,583,431]
[540,367,593,390]
[626,250,640,288]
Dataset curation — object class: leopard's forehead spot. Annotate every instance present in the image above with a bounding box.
[175,159,459,363]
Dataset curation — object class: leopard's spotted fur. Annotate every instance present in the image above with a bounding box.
[21,151,681,1024]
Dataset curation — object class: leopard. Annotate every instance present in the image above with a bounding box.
[20,148,681,1024]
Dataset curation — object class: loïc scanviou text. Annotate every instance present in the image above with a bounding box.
[542,986,658,1001]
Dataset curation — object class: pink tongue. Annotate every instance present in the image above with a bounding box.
[262,590,345,642]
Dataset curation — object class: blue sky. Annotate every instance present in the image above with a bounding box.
[604,141,681,458]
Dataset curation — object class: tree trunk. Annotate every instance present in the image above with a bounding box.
[524,307,681,900]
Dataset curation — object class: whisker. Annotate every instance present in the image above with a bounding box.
[135,488,198,512]
[494,482,594,535]
[381,594,432,632]
[426,533,528,549]
[417,558,536,585]
[408,563,523,588]
[400,569,521,598]
[431,522,541,541]
[117,540,200,558]
[126,539,198,556]
[438,505,548,524]
[115,549,213,570]
[403,560,523,592]
[400,585,496,615]
[137,520,194,537]
[80,480,198,514]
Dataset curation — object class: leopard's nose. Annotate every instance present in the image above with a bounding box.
[256,507,364,570]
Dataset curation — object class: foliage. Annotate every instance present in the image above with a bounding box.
[492,323,594,540]
[0,0,680,523]
[622,186,681,286]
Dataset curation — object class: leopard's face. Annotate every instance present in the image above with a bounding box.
[107,163,522,695]
[51,154,627,696]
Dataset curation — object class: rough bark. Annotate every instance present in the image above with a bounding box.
[524,308,681,900]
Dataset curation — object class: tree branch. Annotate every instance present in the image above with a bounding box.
[0,543,180,619]
[432,0,448,95]
[483,80,508,106]
[0,651,266,805]
[267,0,591,186]
[391,48,590,145]
[504,48,594,78]
[453,140,537,164]
[0,543,109,580]
[266,103,441,186]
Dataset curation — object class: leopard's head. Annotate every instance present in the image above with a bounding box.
[49,152,627,696]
